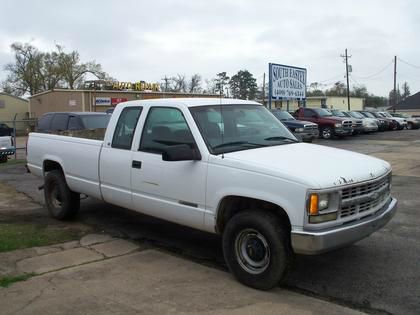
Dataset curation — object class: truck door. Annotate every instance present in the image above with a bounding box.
[302,108,318,123]
[130,106,207,230]
[99,106,143,209]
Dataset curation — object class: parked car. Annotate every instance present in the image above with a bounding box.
[346,111,378,133]
[270,109,319,142]
[27,98,397,290]
[358,111,389,131]
[293,107,353,139]
[0,123,14,137]
[328,109,364,135]
[0,136,15,163]
[389,113,420,130]
[37,112,111,133]
[378,112,407,130]
[368,111,398,130]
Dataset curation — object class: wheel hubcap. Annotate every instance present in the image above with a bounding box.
[235,229,270,274]
[50,186,62,209]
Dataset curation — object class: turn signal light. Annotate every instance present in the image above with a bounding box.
[309,194,319,215]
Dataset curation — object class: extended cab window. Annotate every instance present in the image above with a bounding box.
[139,107,195,154]
[112,107,142,150]
[37,114,53,131]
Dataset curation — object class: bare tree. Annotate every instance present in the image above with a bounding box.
[171,74,187,92]
[188,74,202,93]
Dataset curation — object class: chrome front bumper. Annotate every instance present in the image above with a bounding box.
[291,197,397,255]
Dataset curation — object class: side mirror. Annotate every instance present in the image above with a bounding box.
[162,144,201,161]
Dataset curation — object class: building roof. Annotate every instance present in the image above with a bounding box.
[390,92,420,110]
[0,92,29,102]
[29,88,219,98]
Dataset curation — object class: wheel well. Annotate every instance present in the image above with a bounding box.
[216,196,291,233]
[43,160,63,174]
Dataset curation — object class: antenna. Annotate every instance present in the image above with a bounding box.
[220,83,225,159]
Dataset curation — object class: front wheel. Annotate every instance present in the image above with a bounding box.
[321,127,333,139]
[44,170,80,220]
[222,210,292,290]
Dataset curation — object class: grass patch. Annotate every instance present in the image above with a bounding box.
[0,273,35,288]
[0,223,81,252]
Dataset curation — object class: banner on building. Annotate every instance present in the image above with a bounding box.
[95,97,111,106]
[269,63,307,105]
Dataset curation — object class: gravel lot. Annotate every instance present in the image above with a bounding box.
[1,129,419,315]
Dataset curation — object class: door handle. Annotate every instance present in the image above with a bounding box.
[132,160,142,169]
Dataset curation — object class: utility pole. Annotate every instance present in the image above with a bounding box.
[262,72,266,107]
[340,49,351,111]
[393,56,397,112]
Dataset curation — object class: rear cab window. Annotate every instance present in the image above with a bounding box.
[37,114,53,131]
[50,114,69,131]
[112,107,142,150]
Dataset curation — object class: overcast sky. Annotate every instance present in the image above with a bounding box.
[1,0,419,97]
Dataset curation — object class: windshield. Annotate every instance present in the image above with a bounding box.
[81,115,111,129]
[381,112,392,118]
[190,104,298,155]
[271,110,295,121]
[349,111,365,119]
[313,108,333,117]
[361,111,376,118]
[329,109,347,117]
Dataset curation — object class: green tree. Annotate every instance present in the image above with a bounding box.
[388,87,401,106]
[401,81,410,101]
[307,82,325,97]
[2,42,111,95]
[229,70,257,100]
[350,84,368,98]
[214,72,230,96]
[325,81,347,96]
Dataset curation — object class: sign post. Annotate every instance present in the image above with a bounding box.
[268,63,307,109]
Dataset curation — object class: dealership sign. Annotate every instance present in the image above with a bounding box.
[111,81,160,92]
[95,97,111,106]
[268,63,307,106]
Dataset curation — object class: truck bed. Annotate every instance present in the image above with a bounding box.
[27,133,103,199]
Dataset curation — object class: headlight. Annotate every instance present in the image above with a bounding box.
[334,123,342,128]
[295,128,304,132]
[307,192,339,223]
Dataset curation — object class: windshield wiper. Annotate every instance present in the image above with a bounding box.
[213,141,267,149]
[264,136,298,143]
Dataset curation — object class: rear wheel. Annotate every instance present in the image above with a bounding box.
[44,170,80,220]
[222,210,292,290]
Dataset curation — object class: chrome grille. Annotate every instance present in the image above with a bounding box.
[353,120,363,127]
[340,174,391,219]
[342,120,353,128]
[304,124,318,130]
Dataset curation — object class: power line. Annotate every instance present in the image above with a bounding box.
[352,60,393,79]
[398,57,420,69]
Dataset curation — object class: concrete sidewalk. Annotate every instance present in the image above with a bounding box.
[0,237,364,315]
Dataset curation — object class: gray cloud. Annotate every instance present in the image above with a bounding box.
[1,0,419,96]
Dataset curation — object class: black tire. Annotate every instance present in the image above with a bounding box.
[44,170,80,220]
[222,210,292,290]
[0,156,7,163]
[321,126,333,139]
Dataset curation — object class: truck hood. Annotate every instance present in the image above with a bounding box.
[282,120,316,128]
[217,143,391,189]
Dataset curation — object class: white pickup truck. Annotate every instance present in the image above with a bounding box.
[27,98,397,289]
